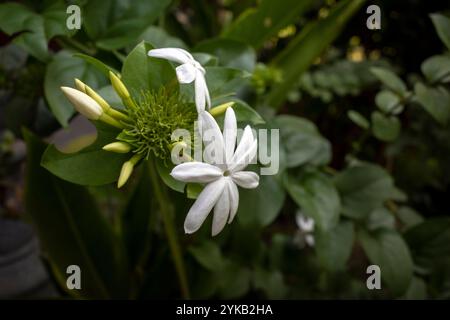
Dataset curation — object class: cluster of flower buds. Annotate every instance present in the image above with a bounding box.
[61,71,142,188]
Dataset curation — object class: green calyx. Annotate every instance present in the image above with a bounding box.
[117,88,197,161]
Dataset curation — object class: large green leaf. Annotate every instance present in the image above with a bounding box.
[421,54,450,84]
[195,38,256,72]
[266,0,366,108]
[73,53,120,77]
[41,122,129,186]
[284,170,340,231]
[23,129,129,299]
[44,51,106,127]
[358,229,413,296]
[83,0,171,50]
[414,82,450,125]
[404,218,450,264]
[121,42,177,99]
[212,99,265,126]
[334,163,397,219]
[237,172,285,227]
[189,241,224,272]
[221,0,314,49]
[315,221,354,272]
[370,67,407,97]
[430,13,450,50]
[0,2,69,61]
[274,115,331,168]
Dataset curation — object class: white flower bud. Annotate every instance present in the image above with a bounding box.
[61,87,103,120]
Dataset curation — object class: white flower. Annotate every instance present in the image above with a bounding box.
[170,108,259,236]
[61,86,103,120]
[295,211,315,247]
[148,48,210,113]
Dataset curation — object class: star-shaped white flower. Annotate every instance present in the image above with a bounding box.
[148,47,210,113]
[171,108,259,236]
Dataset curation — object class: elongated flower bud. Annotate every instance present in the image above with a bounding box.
[85,85,111,112]
[109,71,136,109]
[74,78,86,93]
[117,154,142,188]
[209,102,235,117]
[103,142,131,153]
[61,87,102,120]
[109,71,129,99]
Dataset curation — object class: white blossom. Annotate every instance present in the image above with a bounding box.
[171,108,259,236]
[148,48,210,113]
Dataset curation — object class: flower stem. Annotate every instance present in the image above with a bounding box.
[148,158,190,299]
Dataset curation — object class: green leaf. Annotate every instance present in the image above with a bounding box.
[370,67,407,96]
[358,229,413,296]
[404,218,450,263]
[397,206,424,232]
[0,2,69,61]
[155,158,186,193]
[284,171,340,231]
[121,42,177,99]
[41,122,129,186]
[217,260,251,299]
[315,221,354,272]
[122,164,154,269]
[73,53,120,77]
[421,54,450,84]
[83,0,171,49]
[266,0,366,108]
[222,0,314,49]
[347,110,369,129]
[334,163,397,219]
[274,115,331,167]
[252,267,287,299]
[430,13,450,50]
[44,51,106,126]
[366,207,396,231]
[97,85,123,109]
[375,90,403,114]
[138,26,187,49]
[23,129,128,299]
[212,99,265,126]
[414,82,450,125]
[371,111,401,142]
[402,277,427,300]
[206,67,249,101]
[189,241,224,271]
[195,38,256,72]
[238,172,285,227]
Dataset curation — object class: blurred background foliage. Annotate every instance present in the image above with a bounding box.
[1,0,450,299]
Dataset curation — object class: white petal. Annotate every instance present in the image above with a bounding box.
[231,171,259,189]
[175,63,197,84]
[296,212,315,232]
[171,162,223,183]
[228,138,257,173]
[194,70,207,113]
[148,48,192,64]
[227,179,239,224]
[184,178,226,234]
[223,107,237,164]
[212,181,230,236]
[305,234,315,247]
[229,125,254,169]
[199,111,225,166]
[195,70,211,111]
